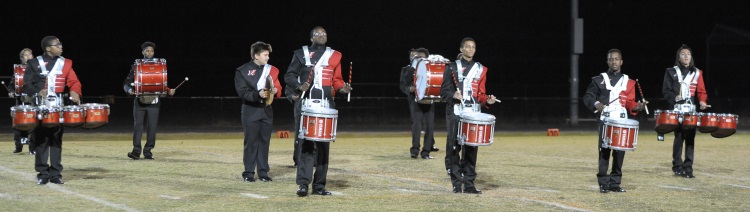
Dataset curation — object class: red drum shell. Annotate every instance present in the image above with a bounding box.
[82,103,110,129]
[414,59,447,104]
[134,59,168,95]
[711,114,738,138]
[698,113,719,133]
[63,105,86,127]
[654,110,679,133]
[11,105,38,131]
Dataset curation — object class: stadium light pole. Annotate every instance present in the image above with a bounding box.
[570,0,583,126]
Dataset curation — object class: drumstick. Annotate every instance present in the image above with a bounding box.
[635,79,649,114]
[173,77,189,90]
[594,98,621,113]
[300,68,314,99]
[1,81,14,94]
[347,62,352,102]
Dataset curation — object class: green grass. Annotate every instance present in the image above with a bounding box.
[1,131,748,211]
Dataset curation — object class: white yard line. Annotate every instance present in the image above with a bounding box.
[0,165,139,212]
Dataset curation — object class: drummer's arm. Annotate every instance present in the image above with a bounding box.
[65,66,82,96]
[696,72,707,103]
[625,81,639,115]
[439,65,455,105]
[662,70,677,106]
[477,68,489,108]
[582,79,600,113]
[234,70,261,103]
[284,55,302,90]
[399,67,412,95]
[23,63,43,96]
[272,67,283,98]
[333,62,346,93]
[123,67,135,95]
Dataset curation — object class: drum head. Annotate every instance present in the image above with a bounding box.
[414,60,428,101]
[604,118,639,126]
[12,105,38,112]
[460,112,496,122]
[81,103,110,109]
[302,106,338,115]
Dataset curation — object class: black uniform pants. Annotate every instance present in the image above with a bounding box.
[408,99,435,157]
[597,121,625,187]
[445,114,479,189]
[14,129,31,151]
[294,98,331,191]
[131,99,160,157]
[672,127,696,174]
[241,105,272,178]
[292,100,301,165]
[33,125,64,180]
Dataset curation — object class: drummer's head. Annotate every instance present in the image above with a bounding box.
[460,37,476,61]
[19,48,32,65]
[41,36,62,57]
[415,47,429,59]
[675,44,694,69]
[310,26,327,46]
[251,41,272,66]
[607,49,623,73]
[141,41,156,59]
[409,48,418,61]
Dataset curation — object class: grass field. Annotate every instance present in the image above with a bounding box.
[0,131,748,211]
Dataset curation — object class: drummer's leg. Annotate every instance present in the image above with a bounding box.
[672,129,686,174]
[409,100,422,157]
[596,122,611,186]
[683,128,696,174]
[422,104,435,157]
[609,150,625,188]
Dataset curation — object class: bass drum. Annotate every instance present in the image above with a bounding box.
[414,59,447,104]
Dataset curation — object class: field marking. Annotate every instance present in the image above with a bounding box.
[659,185,695,191]
[241,193,268,199]
[332,168,591,211]
[0,165,139,212]
[159,195,182,200]
[699,173,750,182]
[329,191,345,195]
[726,184,750,189]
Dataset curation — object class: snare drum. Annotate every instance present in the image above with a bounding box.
[414,59,447,104]
[81,103,110,129]
[133,58,168,95]
[602,118,639,151]
[681,112,699,129]
[10,105,38,131]
[698,112,719,133]
[711,113,738,138]
[13,64,25,94]
[654,110,679,133]
[457,112,496,146]
[63,105,86,127]
[300,106,338,142]
[40,106,63,128]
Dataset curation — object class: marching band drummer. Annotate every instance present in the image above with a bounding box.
[23,36,82,185]
[123,41,176,160]
[399,47,439,160]
[10,48,35,154]
[234,41,282,183]
[583,49,646,193]
[661,44,708,179]
[440,38,497,194]
[284,26,352,197]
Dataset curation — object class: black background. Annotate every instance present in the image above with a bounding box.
[2,0,748,99]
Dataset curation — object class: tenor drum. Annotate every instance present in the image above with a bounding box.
[711,113,738,138]
[300,106,338,142]
[63,105,86,127]
[681,112,699,129]
[40,106,63,128]
[81,103,110,129]
[698,112,719,133]
[11,105,38,131]
[602,118,639,151]
[414,59,447,104]
[134,58,168,95]
[13,64,25,94]
[654,110,679,133]
[457,112,496,146]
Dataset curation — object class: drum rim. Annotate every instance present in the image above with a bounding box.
[301,107,338,114]
[604,118,640,126]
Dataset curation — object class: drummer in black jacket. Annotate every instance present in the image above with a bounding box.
[399,47,438,159]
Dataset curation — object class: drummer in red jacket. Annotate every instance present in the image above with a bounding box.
[583,49,647,193]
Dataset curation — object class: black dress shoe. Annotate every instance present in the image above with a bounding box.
[127,152,139,160]
[609,186,626,192]
[453,186,462,193]
[463,187,482,194]
[144,155,154,160]
[13,149,22,154]
[599,185,609,193]
[685,173,696,178]
[29,150,36,155]
[259,176,272,182]
[674,170,685,176]
[312,189,332,195]
[410,153,417,159]
[297,185,309,197]
[431,146,440,152]
[50,178,64,184]
[244,177,255,182]
[421,155,434,159]
[37,178,49,185]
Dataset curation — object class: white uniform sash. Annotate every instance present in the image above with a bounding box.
[257,64,271,90]
[599,72,628,120]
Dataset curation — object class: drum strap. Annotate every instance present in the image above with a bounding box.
[599,72,628,120]
[312,48,334,91]
[36,56,65,96]
[674,66,699,98]
[257,64,271,90]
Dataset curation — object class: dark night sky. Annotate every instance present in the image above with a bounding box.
[2,1,748,98]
